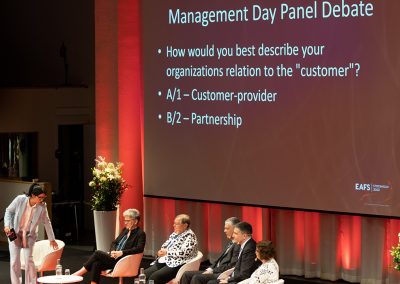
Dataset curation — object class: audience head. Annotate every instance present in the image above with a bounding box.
[123,208,140,230]
[224,217,240,240]
[26,183,47,205]
[256,240,275,261]
[233,221,253,244]
[174,214,191,234]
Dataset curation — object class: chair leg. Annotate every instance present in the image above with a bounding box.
[119,277,123,284]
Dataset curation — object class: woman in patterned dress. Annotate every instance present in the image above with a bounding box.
[238,240,279,284]
[144,214,198,284]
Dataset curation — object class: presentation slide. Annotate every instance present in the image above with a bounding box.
[143,0,400,217]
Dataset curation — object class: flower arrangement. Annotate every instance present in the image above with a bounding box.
[390,233,400,271]
[89,156,128,211]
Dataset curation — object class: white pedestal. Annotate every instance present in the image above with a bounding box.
[93,210,117,251]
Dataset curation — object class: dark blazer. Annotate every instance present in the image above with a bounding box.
[211,241,240,274]
[228,238,259,283]
[110,227,146,258]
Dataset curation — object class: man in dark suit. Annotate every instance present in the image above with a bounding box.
[72,208,146,283]
[180,217,241,284]
[209,221,259,284]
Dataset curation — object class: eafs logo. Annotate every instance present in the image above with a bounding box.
[355,183,371,191]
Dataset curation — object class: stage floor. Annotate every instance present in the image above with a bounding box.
[0,242,354,284]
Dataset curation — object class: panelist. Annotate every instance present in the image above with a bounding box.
[73,208,146,284]
[238,240,279,284]
[145,214,198,284]
[4,183,58,284]
[181,217,241,284]
[211,222,259,284]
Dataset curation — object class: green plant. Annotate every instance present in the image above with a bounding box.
[390,243,400,271]
[89,156,128,211]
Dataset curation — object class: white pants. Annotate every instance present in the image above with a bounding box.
[9,237,36,284]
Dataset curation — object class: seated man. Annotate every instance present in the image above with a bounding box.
[144,214,198,284]
[181,217,241,284]
[210,222,260,284]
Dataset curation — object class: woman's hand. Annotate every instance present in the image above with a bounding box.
[4,227,10,234]
[110,250,123,259]
[157,248,167,257]
[50,240,59,250]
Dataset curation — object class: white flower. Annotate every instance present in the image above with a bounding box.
[90,156,128,211]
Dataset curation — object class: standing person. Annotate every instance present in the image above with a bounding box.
[73,208,146,284]
[181,217,241,284]
[145,214,198,284]
[3,183,58,284]
[238,241,279,284]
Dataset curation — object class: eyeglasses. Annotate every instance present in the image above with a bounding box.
[37,195,46,200]
[124,219,133,223]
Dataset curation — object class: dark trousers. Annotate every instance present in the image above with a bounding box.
[208,280,237,284]
[83,250,118,283]
[181,271,219,284]
[144,261,182,284]
[207,280,221,284]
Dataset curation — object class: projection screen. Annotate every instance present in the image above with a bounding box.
[143,0,400,217]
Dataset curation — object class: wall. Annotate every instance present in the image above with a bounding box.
[0,0,94,87]
[0,87,94,191]
[0,0,96,235]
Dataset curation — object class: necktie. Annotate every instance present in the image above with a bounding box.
[232,246,243,277]
[238,246,243,258]
[217,242,233,267]
[224,242,233,254]
[116,234,128,250]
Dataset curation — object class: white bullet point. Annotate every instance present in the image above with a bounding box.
[158,91,162,96]
[158,114,162,119]
[158,49,162,54]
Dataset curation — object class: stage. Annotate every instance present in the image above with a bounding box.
[0,242,355,284]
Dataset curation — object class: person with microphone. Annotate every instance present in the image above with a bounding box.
[4,183,58,284]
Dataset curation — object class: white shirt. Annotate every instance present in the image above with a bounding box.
[238,258,279,284]
[19,200,37,232]
[239,237,251,257]
[19,199,37,247]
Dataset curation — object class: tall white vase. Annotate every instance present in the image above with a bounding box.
[93,210,117,251]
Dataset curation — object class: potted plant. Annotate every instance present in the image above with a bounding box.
[89,156,128,250]
[390,234,400,271]
[391,245,400,271]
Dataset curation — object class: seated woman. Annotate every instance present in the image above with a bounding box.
[73,208,146,284]
[145,214,198,284]
[238,240,279,284]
